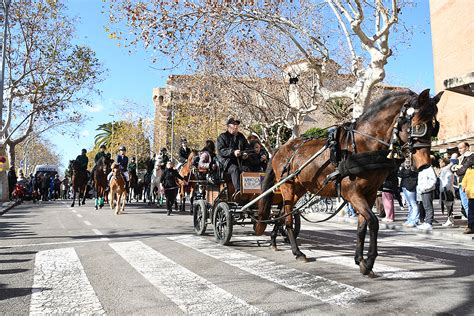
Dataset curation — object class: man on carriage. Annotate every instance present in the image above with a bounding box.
[216,117,249,198]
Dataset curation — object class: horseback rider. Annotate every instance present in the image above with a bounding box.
[128,157,137,175]
[158,147,170,169]
[216,117,249,199]
[177,138,191,169]
[76,149,89,175]
[94,144,107,163]
[115,146,129,189]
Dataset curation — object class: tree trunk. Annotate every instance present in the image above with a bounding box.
[0,142,9,202]
[6,142,16,170]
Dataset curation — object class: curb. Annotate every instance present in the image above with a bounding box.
[0,201,21,216]
[331,215,474,242]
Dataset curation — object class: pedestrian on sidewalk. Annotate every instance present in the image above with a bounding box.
[381,169,399,223]
[453,142,473,219]
[416,165,437,230]
[461,161,474,234]
[7,166,17,201]
[160,161,186,216]
[399,161,419,227]
[439,158,455,226]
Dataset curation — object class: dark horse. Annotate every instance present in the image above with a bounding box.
[257,89,442,277]
[69,159,88,207]
[127,169,139,203]
[93,156,113,210]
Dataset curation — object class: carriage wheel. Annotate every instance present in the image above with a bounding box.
[193,200,208,235]
[281,212,301,243]
[213,202,233,245]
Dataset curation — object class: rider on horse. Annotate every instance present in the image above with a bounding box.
[76,149,89,175]
[109,146,129,189]
[158,148,170,169]
[128,157,137,174]
[94,144,107,163]
[177,138,191,169]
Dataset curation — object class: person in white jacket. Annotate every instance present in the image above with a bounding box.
[439,158,455,226]
[417,165,437,230]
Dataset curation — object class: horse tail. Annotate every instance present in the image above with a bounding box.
[256,159,275,236]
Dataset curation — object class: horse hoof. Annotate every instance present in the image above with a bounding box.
[359,259,369,275]
[366,271,379,279]
[296,255,308,263]
[95,206,98,210]
[270,245,278,251]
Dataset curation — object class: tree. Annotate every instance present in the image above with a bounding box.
[105,0,405,119]
[0,1,104,194]
[15,136,61,176]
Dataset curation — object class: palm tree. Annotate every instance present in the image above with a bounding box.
[94,122,117,148]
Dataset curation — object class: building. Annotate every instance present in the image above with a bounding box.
[430,0,474,152]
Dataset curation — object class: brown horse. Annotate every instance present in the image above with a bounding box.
[93,156,113,210]
[109,163,127,215]
[127,169,139,203]
[69,160,88,207]
[178,150,198,212]
[257,89,442,277]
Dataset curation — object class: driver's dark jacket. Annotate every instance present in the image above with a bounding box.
[160,168,184,189]
[216,131,249,171]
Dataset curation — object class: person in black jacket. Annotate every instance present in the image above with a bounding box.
[380,169,399,222]
[160,161,186,215]
[216,117,249,197]
[398,162,419,227]
[178,138,191,165]
[244,140,268,172]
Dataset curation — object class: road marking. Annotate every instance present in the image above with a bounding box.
[92,229,104,236]
[76,214,83,218]
[30,248,105,315]
[234,235,422,280]
[169,235,368,306]
[0,238,108,249]
[71,209,77,213]
[110,241,264,315]
[83,220,92,226]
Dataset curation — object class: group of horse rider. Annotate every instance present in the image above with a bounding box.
[72,116,267,202]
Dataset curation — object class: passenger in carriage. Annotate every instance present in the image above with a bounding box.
[198,140,217,172]
[216,117,249,198]
[244,140,268,172]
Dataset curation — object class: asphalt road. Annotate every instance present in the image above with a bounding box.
[1,200,473,315]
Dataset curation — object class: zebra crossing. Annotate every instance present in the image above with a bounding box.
[19,232,455,315]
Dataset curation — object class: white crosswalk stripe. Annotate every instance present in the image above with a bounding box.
[110,240,265,315]
[234,235,423,279]
[169,235,369,307]
[29,248,105,315]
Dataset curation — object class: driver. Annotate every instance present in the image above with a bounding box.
[216,117,249,199]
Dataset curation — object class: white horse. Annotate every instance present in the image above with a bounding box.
[150,157,164,206]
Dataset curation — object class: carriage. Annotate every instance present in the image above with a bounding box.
[192,171,302,245]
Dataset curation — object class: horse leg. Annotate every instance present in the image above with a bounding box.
[110,191,115,210]
[270,222,280,251]
[71,189,76,207]
[281,186,306,261]
[81,188,86,205]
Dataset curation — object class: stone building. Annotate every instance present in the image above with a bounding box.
[430,0,474,152]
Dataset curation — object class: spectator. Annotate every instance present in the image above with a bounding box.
[53,175,61,200]
[160,161,186,216]
[461,160,474,234]
[439,158,455,226]
[381,169,398,223]
[41,174,50,201]
[417,165,437,230]
[453,142,474,219]
[7,166,17,200]
[399,161,419,227]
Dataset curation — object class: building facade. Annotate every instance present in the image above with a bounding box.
[430,0,474,151]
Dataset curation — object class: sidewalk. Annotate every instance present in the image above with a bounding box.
[0,200,20,215]
[333,199,473,241]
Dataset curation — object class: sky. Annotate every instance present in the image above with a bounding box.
[50,0,435,171]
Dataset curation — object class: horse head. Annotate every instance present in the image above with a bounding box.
[394,89,443,169]
[69,160,79,173]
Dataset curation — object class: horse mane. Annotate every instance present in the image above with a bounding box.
[357,89,416,122]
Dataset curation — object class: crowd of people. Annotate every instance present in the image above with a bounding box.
[7,168,66,202]
[366,141,474,234]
